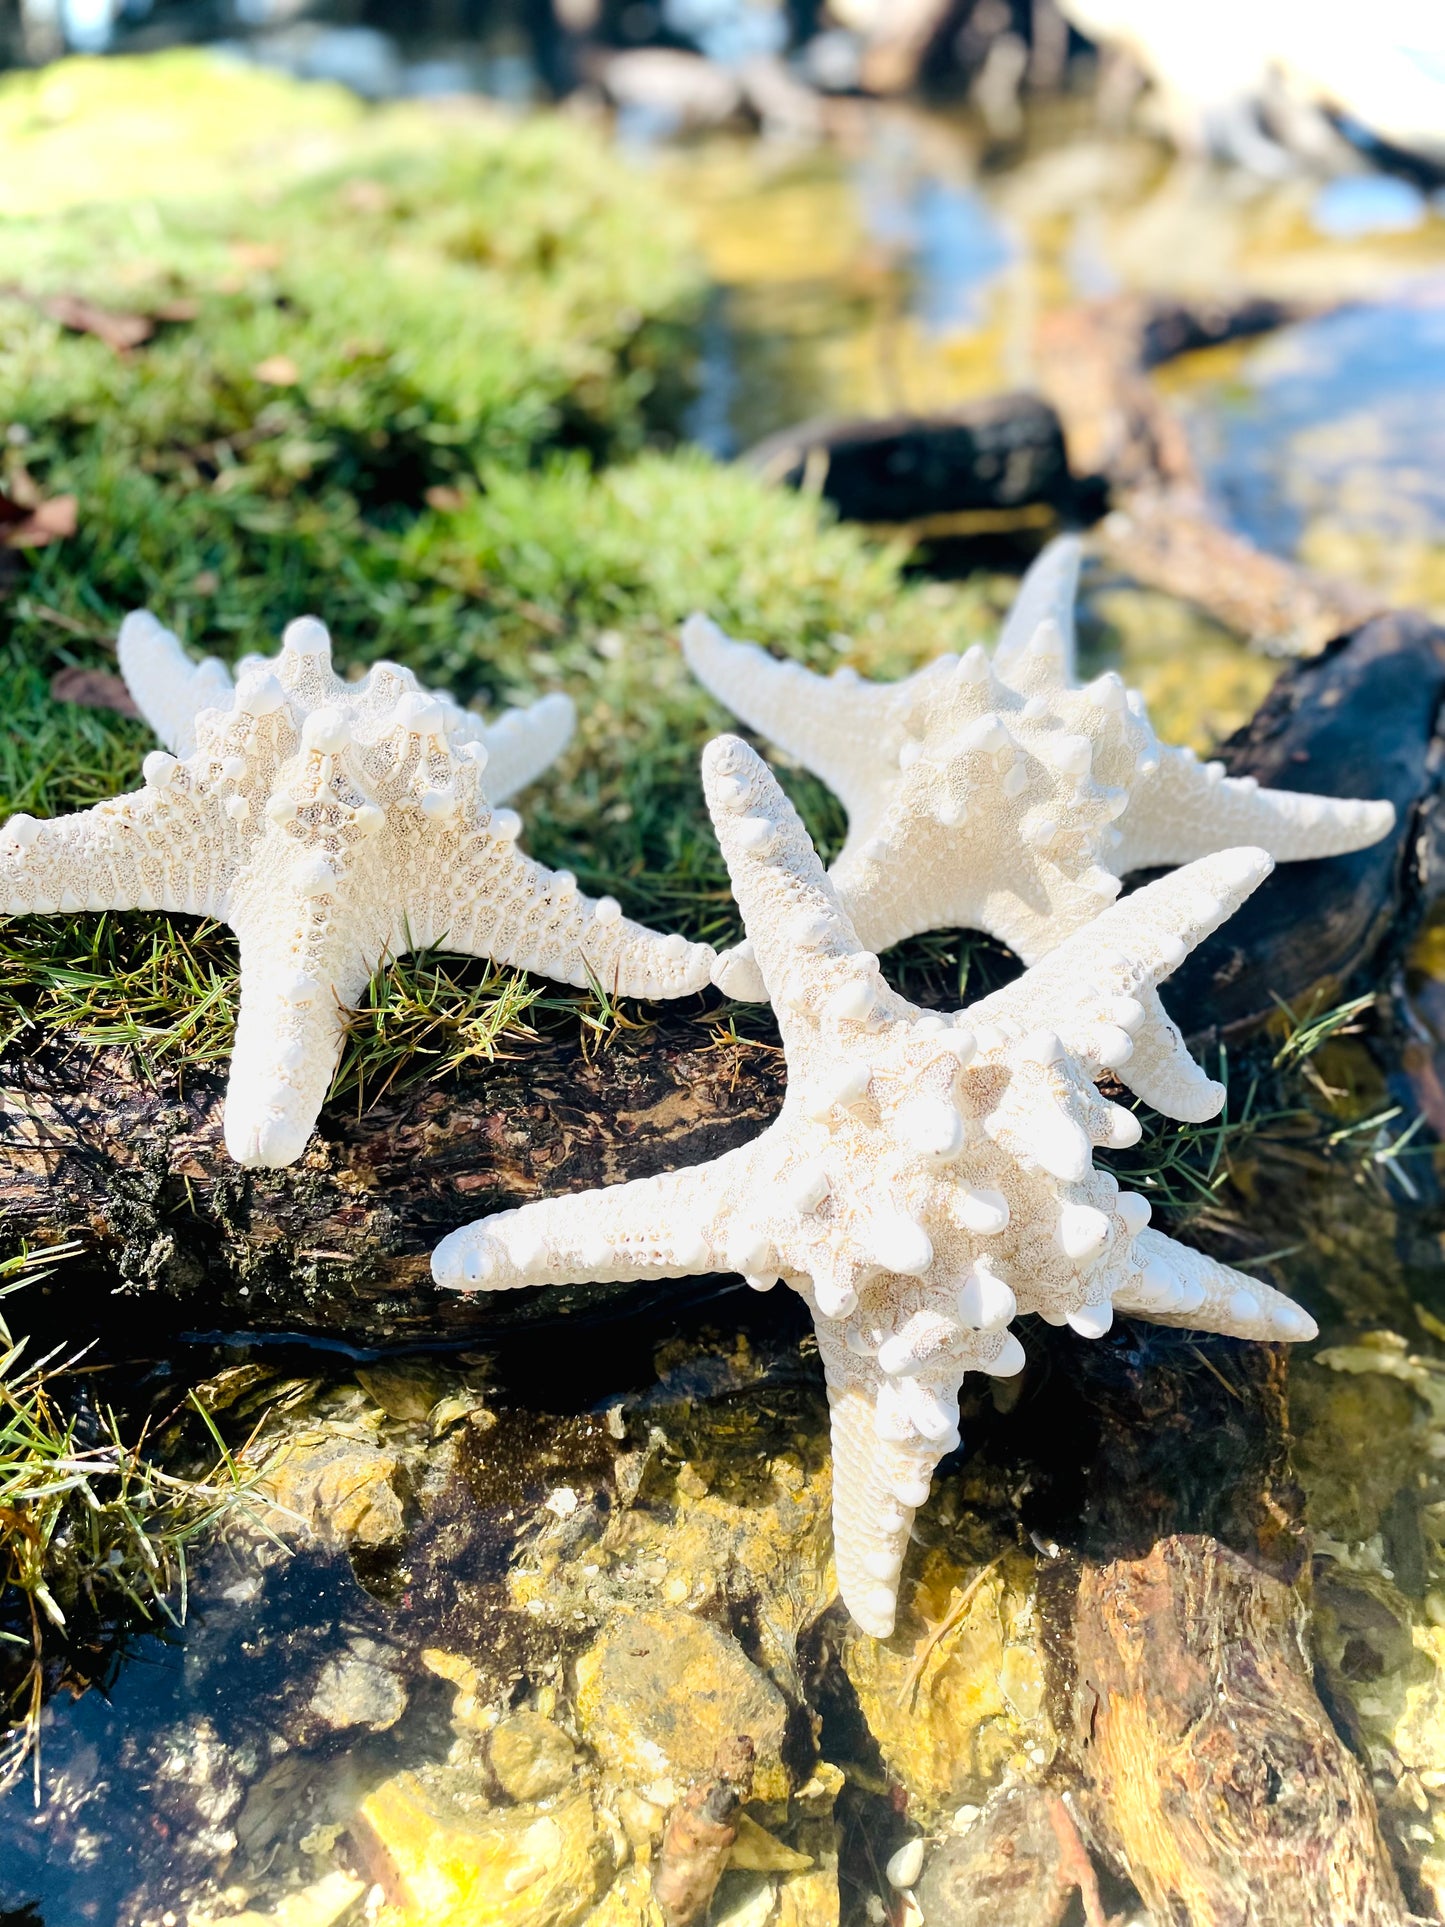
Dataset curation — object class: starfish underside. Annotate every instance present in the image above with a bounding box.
[433,733,1316,1639]
[683,537,1394,1122]
[0,613,714,1168]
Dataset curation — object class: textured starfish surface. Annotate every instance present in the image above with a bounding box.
[683,537,1394,1120]
[0,612,714,1168]
[433,734,1317,1640]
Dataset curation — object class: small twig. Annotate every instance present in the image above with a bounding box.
[899,1556,1003,1711]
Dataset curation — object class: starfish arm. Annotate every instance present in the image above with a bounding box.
[1114,1227,1317,1343]
[432,1144,754,1292]
[827,1375,933,1640]
[1,783,228,920]
[222,832,411,1168]
[453,693,576,805]
[1110,984,1225,1120]
[682,614,901,824]
[414,828,714,1000]
[1114,745,1396,872]
[964,848,1274,1122]
[117,611,235,758]
[701,734,914,1050]
[992,535,1081,691]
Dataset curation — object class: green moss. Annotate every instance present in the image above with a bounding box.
[0,60,704,516]
[0,445,1007,1079]
[0,56,1010,1101]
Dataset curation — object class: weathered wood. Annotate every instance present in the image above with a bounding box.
[0,1006,784,1346]
[1023,1304,1414,1922]
[1072,1538,1408,1926]
[1032,293,1384,654]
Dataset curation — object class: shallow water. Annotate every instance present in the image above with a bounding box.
[11,96,1445,1927]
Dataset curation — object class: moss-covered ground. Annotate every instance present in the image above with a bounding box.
[0,51,1013,1097]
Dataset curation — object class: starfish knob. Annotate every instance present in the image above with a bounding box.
[433,733,1316,1640]
[1,612,714,1168]
[683,536,1394,1121]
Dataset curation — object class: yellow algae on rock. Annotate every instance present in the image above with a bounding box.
[491,1709,581,1803]
[774,1866,840,1927]
[358,1775,616,1927]
[575,1611,793,1806]
[577,1865,664,1927]
[1293,1336,1445,1916]
[422,1649,494,1735]
[842,1543,1056,1823]
[254,1427,407,1549]
[728,1813,813,1874]
[511,1410,835,1694]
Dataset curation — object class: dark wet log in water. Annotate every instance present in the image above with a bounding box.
[746,294,1382,654]
[0,1006,784,1347]
[1165,608,1445,1036]
[743,392,1078,527]
[3,606,1444,1348]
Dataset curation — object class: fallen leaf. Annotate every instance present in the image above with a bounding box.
[230,241,284,272]
[49,667,141,718]
[40,293,153,352]
[254,354,301,386]
[424,485,467,513]
[0,493,78,548]
[192,569,220,595]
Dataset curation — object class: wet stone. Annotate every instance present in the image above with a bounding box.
[307,1636,408,1733]
[255,1427,407,1549]
[575,1610,793,1807]
[356,1361,449,1423]
[490,1709,581,1803]
[355,1776,618,1927]
[189,1868,367,1927]
[841,1539,1056,1825]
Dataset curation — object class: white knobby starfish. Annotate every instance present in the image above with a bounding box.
[683,537,1394,1121]
[433,733,1315,1640]
[0,612,714,1169]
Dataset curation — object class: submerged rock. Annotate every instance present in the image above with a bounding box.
[255,1425,408,1550]
[356,1777,618,1927]
[1294,1333,1445,1917]
[307,1636,408,1734]
[490,1710,581,1804]
[841,1540,1056,1825]
[188,1868,367,1927]
[575,1611,792,1808]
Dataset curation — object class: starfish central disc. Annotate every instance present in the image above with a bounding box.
[0,612,714,1168]
[433,733,1317,1640]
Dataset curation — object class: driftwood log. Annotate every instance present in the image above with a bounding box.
[3,606,1444,1350]
[747,295,1388,655]
[1031,291,1387,655]
[744,391,1081,527]
[915,1322,1419,1922]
